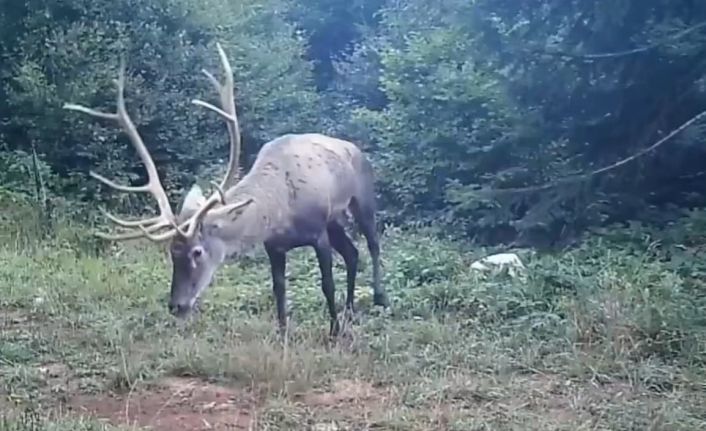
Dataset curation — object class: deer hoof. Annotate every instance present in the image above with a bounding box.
[373,292,390,308]
[329,319,341,337]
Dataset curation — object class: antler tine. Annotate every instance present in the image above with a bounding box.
[179,198,223,238]
[69,45,246,243]
[64,58,179,242]
[90,171,150,193]
[94,218,175,241]
[113,60,175,222]
[138,224,180,242]
[95,230,153,241]
[173,195,253,241]
[98,207,162,228]
[192,42,241,191]
[209,180,227,204]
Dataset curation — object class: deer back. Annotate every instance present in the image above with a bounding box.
[242,133,367,218]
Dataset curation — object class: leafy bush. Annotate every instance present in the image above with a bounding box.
[1,0,321,210]
[330,0,706,245]
[334,3,524,232]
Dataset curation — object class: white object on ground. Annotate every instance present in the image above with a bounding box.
[470,252,526,277]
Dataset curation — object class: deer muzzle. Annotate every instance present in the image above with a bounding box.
[168,301,192,318]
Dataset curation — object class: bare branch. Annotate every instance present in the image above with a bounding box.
[478,110,706,197]
[534,20,706,61]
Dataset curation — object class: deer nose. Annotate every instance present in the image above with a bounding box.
[168,302,188,316]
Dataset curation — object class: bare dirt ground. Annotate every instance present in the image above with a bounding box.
[61,376,390,431]
[68,377,259,430]
[42,371,649,431]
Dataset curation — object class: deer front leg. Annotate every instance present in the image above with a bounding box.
[265,244,288,337]
[313,232,340,337]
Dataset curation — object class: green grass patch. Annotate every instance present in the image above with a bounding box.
[1,203,706,430]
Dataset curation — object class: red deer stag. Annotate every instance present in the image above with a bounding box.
[63,43,390,336]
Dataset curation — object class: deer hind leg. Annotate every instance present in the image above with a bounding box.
[327,221,359,313]
[313,231,340,337]
[350,196,390,308]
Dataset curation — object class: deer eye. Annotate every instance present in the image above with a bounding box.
[191,247,204,260]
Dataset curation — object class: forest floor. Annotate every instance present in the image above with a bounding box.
[1,218,706,430]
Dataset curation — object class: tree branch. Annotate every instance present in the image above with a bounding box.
[530,21,706,61]
[479,110,706,197]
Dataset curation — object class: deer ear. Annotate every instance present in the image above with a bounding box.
[224,198,254,219]
[178,183,206,219]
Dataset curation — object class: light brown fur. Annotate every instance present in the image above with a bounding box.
[203,133,373,256]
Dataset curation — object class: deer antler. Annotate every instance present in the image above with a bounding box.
[172,42,254,238]
[64,60,180,240]
[66,44,252,242]
[192,42,242,190]
[161,42,253,239]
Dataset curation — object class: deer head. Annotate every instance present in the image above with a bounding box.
[64,43,252,317]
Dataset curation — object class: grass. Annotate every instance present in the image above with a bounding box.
[1,200,706,430]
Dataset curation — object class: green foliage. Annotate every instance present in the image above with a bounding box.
[0,150,54,197]
[4,194,703,366]
[4,0,706,244]
[329,0,706,244]
[1,0,320,210]
[287,0,386,89]
[2,1,706,427]
[1,204,705,428]
[334,0,530,235]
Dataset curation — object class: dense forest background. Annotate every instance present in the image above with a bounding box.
[2,0,706,249]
